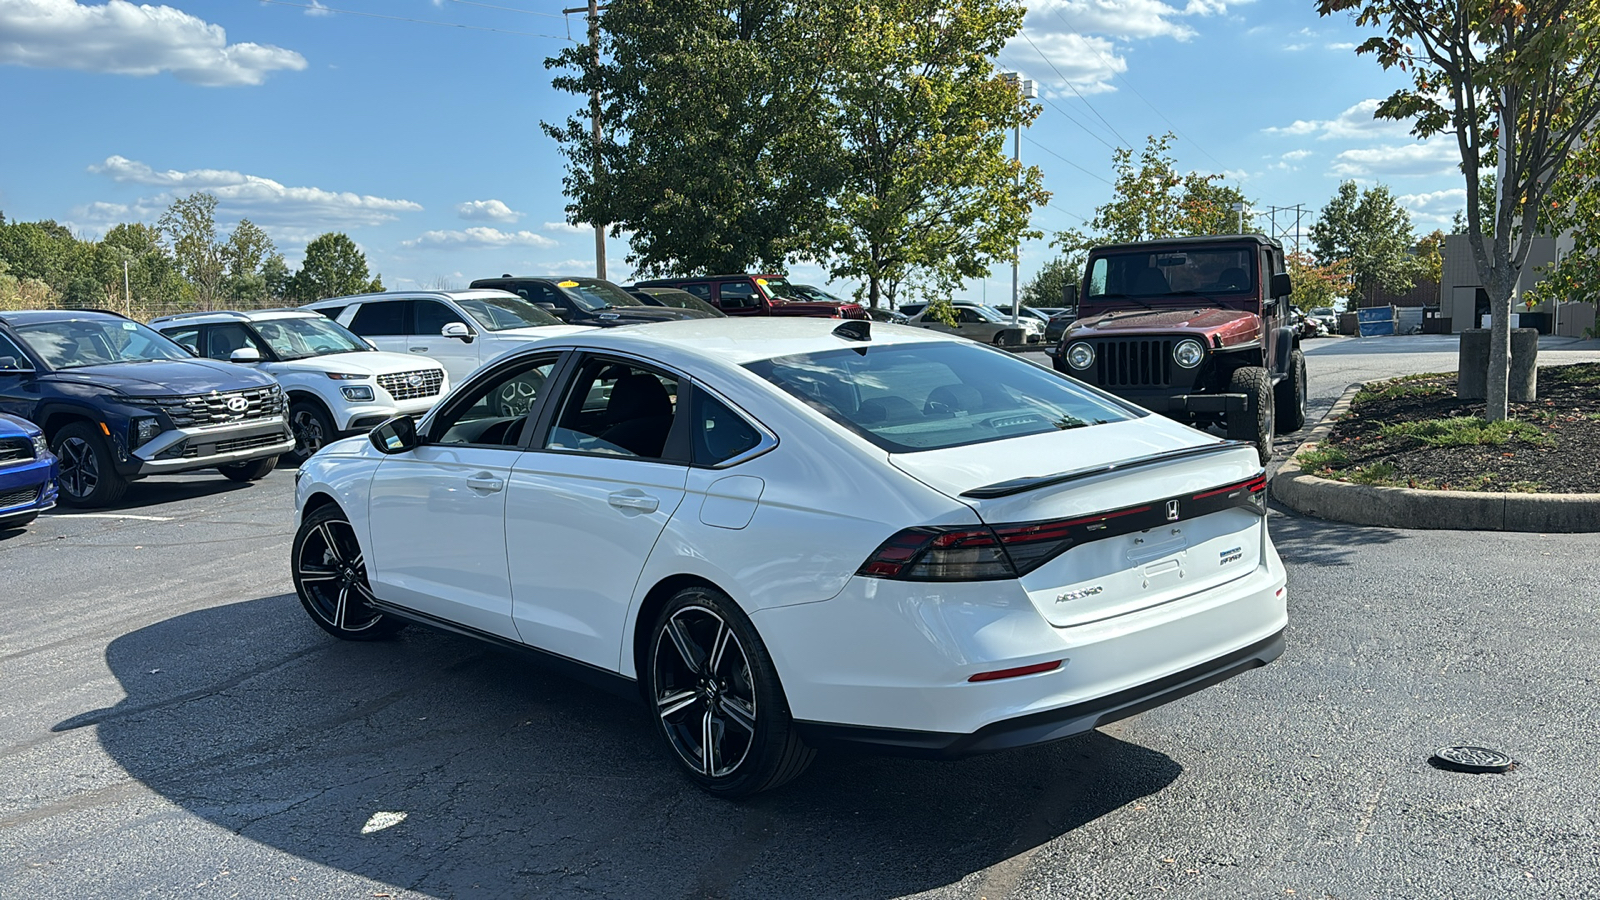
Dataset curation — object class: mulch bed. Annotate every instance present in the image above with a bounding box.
[1306,363,1600,494]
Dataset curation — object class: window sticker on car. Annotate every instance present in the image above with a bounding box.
[122,322,138,331]
[558,280,579,288]
[755,278,768,286]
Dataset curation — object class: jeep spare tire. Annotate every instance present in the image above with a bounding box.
[1226,366,1274,465]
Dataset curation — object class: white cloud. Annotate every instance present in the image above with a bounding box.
[1331,141,1460,178]
[1397,187,1467,226]
[402,228,558,250]
[1327,41,1356,51]
[543,221,589,233]
[455,199,522,223]
[1030,0,1246,43]
[1264,99,1412,142]
[0,0,306,86]
[1009,1,1250,93]
[85,155,422,227]
[305,0,332,15]
[1282,149,1313,161]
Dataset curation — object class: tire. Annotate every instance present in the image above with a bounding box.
[52,422,129,508]
[644,586,815,797]
[1274,349,1308,433]
[287,400,335,464]
[292,504,404,641]
[218,455,277,482]
[1225,366,1274,466]
[992,329,1016,347]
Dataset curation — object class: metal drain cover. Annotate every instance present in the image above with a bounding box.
[1431,746,1514,774]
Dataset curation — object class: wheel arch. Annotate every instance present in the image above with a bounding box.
[40,407,100,441]
[630,573,733,689]
[300,490,343,524]
[286,389,340,430]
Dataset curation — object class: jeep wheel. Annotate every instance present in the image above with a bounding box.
[1275,349,1308,433]
[53,422,129,508]
[219,455,277,482]
[1226,366,1274,465]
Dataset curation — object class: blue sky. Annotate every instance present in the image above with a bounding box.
[0,0,1471,304]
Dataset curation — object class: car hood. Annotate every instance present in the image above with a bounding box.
[41,359,278,397]
[1071,307,1261,346]
[269,350,445,377]
[769,297,865,315]
[0,412,42,436]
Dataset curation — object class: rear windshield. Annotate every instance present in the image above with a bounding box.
[745,342,1139,453]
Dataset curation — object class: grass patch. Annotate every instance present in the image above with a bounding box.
[1295,444,1350,473]
[1378,416,1548,447]
[1345,463,1398,485]
[1354,373,1452,404]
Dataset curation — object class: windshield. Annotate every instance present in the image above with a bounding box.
[643,291,723,316]
[252,316,369,359]
[746,342,1137,453]
[1086,248,1257,299]
[757,277,805,300]
[457,295,563,330]
[16,319,192,369]
[557,279,645,312]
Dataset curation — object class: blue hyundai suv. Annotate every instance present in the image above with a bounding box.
[0,310,294,507]
[0,413,57,529]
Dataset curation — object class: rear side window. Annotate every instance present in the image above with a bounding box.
[680,283,712,300]
[693,391,762,466]
[314,305,346,321]
[348,301,408,336]
[746,342,1139,453]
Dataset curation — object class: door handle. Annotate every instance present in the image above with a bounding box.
[608,491,659,513]
[410,347,430,353]
[466,472,504,493]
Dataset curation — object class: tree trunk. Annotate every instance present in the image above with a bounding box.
[1484,270,1514,422]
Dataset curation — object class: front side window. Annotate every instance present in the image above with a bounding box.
[250,317,369,359]
[414,300,466,336]
[746,341,1138,453]
[718,282,759,309]
[205,324,268,360]
[432,356,558,447]
[160,327,200,355]
[15,319,191,369]
[0,333,34,369]
[348,301,409,336]
[545,358,682,460]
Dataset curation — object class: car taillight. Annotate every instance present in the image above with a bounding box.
[858,471,1266,583]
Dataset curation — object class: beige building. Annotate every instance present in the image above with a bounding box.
[1442,232,1592,337]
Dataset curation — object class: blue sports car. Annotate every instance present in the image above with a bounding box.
[0,413,57,529]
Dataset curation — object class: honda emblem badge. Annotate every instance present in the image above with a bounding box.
[1166,499,1180,521]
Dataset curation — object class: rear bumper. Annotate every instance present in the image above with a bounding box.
[795,629,1283,758]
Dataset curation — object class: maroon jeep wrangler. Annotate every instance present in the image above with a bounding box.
[1050,234,1306,463]
[632,274,867,319]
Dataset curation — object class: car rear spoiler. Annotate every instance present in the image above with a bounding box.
[961,441,1258,500]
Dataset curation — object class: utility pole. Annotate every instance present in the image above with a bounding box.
[123,259,131,317]
[1000,73,1036,326]
[564,2,609,280]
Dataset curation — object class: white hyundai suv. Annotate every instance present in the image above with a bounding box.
[300,290,593,387]
[151,309,452,462]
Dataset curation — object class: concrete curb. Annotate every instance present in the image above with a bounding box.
[1272,384,1600,533]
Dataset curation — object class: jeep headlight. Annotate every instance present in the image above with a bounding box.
[1173,338,1205,369]
[341,385,375,402]
[1065,342,1095,370]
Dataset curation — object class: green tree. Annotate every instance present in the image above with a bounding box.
[545,0,852,275]
[1022,254,1084,308]
[1319,0,1600,420]
[1309,181,1422,304]
[288,233,382,302]
[96,222,186,313]
[1055,133,1248,252]
[824,0,1047,308]
[222,219,280,307]
[1523,131,1600,311]
[158,193,226,310]
[1286,250,1353,313]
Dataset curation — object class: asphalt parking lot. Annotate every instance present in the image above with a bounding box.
[4,334,1600,899]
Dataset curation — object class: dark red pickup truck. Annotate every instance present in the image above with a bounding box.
[632,274,867,319]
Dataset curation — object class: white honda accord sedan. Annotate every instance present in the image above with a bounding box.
[292,318,1287,796]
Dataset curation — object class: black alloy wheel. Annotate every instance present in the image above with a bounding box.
[52,422,129,508]
[646,587,813,796]
[292,504,403,640]
[288,401,334,463]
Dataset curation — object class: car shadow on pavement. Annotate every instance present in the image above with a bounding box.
[1267,510,1406,567]
[57,594,1183,899]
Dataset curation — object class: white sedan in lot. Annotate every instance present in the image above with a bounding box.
[292,318,1287,796]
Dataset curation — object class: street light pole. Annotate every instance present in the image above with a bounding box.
[1000,73,1036,328]
[565,1,609,280]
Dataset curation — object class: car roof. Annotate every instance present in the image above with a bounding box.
[526,317,958,368]
[0,309,133,326]
[302,289,521,307]
[150,308,321,327]
[1089,233,1283,253]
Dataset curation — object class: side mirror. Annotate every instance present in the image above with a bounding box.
[536,302,567,320]
[369,415,420,454]
[1062,284,1079,307]
[365,339,380,351]
[230,347,263,363]
[441,322,474,342]
[1271,272,1293,299]
[0,355,32,373]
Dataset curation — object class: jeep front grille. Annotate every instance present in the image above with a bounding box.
[147,387,284,428]
[377,368,445,401]
[1095,339,1174,388]
[0,437,33,465]
[0,486,39,510]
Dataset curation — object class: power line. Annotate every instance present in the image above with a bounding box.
[1017,30,1132,151]
[255,0,574,40]
[1047,10,1230,173]
[1021,134,1114,186]
[997,53,1118,152]
[441,0,568,20]
[1046,201,1089,224]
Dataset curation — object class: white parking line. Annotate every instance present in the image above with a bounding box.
[42,513,174,522]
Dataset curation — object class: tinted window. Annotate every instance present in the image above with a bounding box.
[455,295,563,330]
[348,301,409,336]
[546,358,682,460]
[746,342,1137,453]
[718,282,758,309]
[680,283,713,300]
[433,356,558,447]
[414,300,466,335]
[0,333,32,369]
[205,324,267,360]
[1087,248,1256,298]
[693,391,762,466]
[315,305,346,321]
[161,327,201,355]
